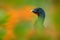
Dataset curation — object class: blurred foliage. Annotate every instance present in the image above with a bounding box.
[0,0,60,40]
[0,27,6,40]
[0,0,52,8]
[0,9,10,25]
[14,20,33,40]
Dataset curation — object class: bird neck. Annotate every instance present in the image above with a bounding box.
[35,15,45,32]
[34,15,45,34]
[38,14,45,25]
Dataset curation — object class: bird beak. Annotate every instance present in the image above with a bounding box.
[31,9,35,13]
[31,9,36,13]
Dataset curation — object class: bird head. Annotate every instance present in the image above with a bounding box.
[32,8,45,17]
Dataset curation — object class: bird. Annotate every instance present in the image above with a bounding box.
[29,8,48,40]
[32,7,45,35]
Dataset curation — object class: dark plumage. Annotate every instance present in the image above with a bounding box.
[32,8,45,18]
